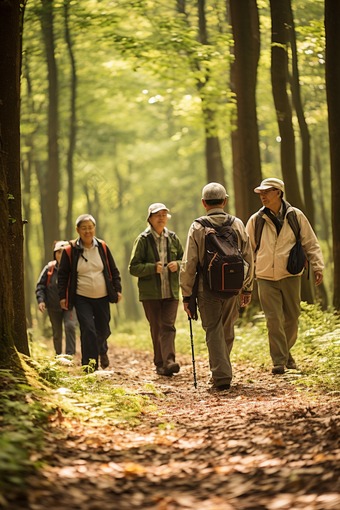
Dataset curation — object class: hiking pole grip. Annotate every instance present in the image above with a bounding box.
[188,316,197,389]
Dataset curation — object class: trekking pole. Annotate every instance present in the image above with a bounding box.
[188,316,197,389]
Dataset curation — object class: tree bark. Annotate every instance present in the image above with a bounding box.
[229,0,262,224]
[0,0,29,364]
[325,0,340,311]
[286,2,314,228]
[64,0,77,240]
[269,0,305,212]
[40,0,60,258]
[270,0,314,304]
[177,0,226,187]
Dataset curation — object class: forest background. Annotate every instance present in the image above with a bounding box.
[18,0,332,332]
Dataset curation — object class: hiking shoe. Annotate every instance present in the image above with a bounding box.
[156,366,173,377]
[100,353,110,369]
[286,353,297,370]
[216,384,230,391]
[272,365,285,375]
[166,361,180,374]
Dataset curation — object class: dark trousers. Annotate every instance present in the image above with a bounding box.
[142,298,178,367]
[48,308,77,355]
[75,294,111,369]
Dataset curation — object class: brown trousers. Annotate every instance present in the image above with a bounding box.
[142,298,179,367]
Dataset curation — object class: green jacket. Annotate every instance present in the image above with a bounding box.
[129,226,184,301]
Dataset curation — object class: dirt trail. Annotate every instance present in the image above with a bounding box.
[8,346,340,510]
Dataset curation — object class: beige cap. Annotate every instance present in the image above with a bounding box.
[254,178,284,193]
[147,203,171,220]
[54,241,69,252]
[202,182,229,200]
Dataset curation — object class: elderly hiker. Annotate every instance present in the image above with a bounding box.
[36,240,77,356]
[180,183,254,391]
[58,214,122,371]
[129,203,184,377]
[246,178,324,375]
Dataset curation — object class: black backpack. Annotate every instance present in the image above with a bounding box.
[254,205,308,275]
[195,215,244,295]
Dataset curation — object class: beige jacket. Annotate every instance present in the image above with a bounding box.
[246,204,324,281]
[180,209,254,298]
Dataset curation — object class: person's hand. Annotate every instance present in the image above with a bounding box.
[240,293,251,307]
[117,292,122,303]
[183,302,192,318]
[314,271,323,286]
[38,302,45,313]
[167,261,178,273]
[156,261,163,273]
[60,299,68,310]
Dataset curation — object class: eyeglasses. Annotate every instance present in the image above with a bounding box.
[259,188,277,196]
[79,226,95,232]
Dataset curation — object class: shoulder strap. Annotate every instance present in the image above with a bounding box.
[286,209,300,241]
[195,214,235,229]
[195,217,213,229]
[64,245,72,265]
[96,238,112,280]
[46,260,57,287]
[254,209,266,253]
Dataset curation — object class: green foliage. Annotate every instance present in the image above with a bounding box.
[231,303,340,392]
[0,370,53,495]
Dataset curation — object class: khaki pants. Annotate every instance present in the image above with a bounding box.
[257,277,301,366]
[198,290,239,386]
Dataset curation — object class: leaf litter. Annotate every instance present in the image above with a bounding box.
[6,345,340,510]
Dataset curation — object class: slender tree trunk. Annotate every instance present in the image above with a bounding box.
[287,2,314,228]
[269,0,305,212]
[325,0,340,311]
[22,158,34,327]
[35,160,51,262]
[314,149,331,254]
[270,0,313,304]
[40,0,60,256]
[0,0,29,365]
[229,0,262,223]
[64,0,77,240]
[198,0,226,186]
[176,0,225,187]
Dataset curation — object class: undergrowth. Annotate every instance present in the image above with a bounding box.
[0,370,53,499]
[114,302,340,392]
[0,350,151,499]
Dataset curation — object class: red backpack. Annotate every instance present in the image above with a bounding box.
[46,260,57,287]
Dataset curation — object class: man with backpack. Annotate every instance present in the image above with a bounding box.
[246,177,324,375]
[180,183,254,391]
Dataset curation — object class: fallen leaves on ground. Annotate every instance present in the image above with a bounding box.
[6,345,340,510]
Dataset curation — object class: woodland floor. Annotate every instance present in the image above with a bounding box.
[7,345,340,510]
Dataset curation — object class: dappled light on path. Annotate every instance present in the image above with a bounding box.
[9,346,340,510]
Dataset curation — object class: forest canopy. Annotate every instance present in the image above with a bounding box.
[18,0,331,325]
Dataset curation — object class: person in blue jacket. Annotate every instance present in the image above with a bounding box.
[36,241,77,355]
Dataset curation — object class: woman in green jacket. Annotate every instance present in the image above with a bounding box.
[129,203,184,377]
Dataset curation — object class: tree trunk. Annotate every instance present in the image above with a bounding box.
[287,2,314,228]
[196,0,226,187]
[40,0,60,257]
[204,122,226,185]
[325,0,340,311]
[229,0,262,224]
[0,0,29,364]
[22,157,34,327]
[64,0,77,240]
[270,0,313,304]
[269,0,305,212]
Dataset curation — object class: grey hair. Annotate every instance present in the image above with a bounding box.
[75,214,96,228]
